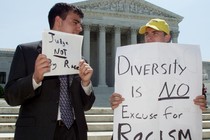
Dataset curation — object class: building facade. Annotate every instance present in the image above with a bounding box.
[75,0,183,87]
[0,0,209,92]
[0,49,14,87]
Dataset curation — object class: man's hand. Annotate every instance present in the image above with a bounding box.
[109,93,125,110]
[194,95,207,111]
[33,54,51,84]
[79,59,93,87]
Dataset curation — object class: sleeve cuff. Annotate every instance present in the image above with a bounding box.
[32,76,42,90]
[81,81,93,96]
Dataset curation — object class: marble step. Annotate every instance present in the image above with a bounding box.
[0,132,113,140]
[87,107,113,114]
[0,115,210,128]
[0,107,19,114]
[0,115,17,123]
[1,106,210,119]
[0,100,210,139]
[1,113,210,123]
[1,130,210,140]
[203,121,210,129]
[0,100,10,107]
[0,114,113,123]
[0,107,113,115]
[203,114,210,120]
[203,108,210,114]
[0,122,114,133]
[202,129,210,139]
[1,105,210,115]
[0,121,210,133]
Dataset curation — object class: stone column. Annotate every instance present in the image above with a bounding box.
[98,25,107,87]
[171,31,180,43]
[83,24,90,62]
[111,26,121,85]
[113,26,121,54]
[131,27,137,44]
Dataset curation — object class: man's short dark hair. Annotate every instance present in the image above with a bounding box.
[48,2,84,29]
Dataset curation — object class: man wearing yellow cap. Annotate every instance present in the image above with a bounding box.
[139,18,171,43]
[110,18,207,110]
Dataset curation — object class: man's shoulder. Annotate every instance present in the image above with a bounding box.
[15,41,42,54]
[18,41,41,47]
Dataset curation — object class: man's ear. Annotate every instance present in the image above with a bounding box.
[165,34,171,43]
[54,16,62,29]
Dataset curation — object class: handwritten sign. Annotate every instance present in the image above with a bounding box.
[42,30,83,76]
[113,43,202,140]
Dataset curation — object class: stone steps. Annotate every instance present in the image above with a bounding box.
[0,98,114,140]
[0,107,114,115]
[199,109,210,139]
[0,122,114,133]
[0,132,113,140]
[0,114,114,123]
[0,99,210,139]
[203,114,210,120]
[0,107,113,140]
[1,115,210,129]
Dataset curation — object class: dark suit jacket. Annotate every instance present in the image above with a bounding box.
[4,41,95,140]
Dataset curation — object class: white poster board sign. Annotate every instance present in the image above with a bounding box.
[42,30,83,76]
[113,43,202,140]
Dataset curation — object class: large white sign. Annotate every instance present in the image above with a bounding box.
[42,30,83,76]
[113,43,202,140]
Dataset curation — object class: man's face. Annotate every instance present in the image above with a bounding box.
[54,12,83,34]
[144,27,170,43]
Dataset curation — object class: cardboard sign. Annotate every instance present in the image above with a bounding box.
[42,30,83,76]
[113,43,202,140]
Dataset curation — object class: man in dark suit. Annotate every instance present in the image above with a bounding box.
[4,3,95,140]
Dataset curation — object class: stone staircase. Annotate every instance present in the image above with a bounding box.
[0,99,113,140]
[0,99,210,140]
[203,109,210,140]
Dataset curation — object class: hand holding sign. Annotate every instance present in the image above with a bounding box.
[42,30,83,76]
[113,43,202,140]
[33,54,51,84]
[79,59,93,87]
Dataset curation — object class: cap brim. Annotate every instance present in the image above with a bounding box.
[139,25,161,34]
[139,26,147,34]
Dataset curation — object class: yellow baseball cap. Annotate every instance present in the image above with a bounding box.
[139,18,170,35]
